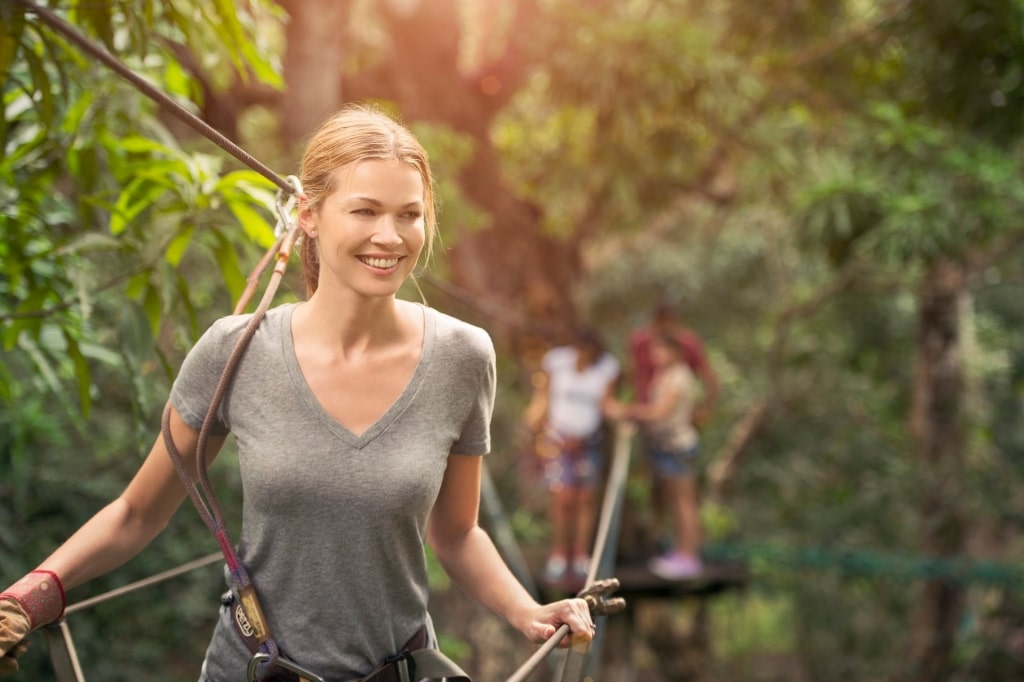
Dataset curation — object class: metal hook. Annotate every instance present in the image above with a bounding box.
[273,175,304,238]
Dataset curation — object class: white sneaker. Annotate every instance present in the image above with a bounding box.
[544,554,568,583]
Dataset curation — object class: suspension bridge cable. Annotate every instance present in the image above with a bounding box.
[703,540,1024,588]
[18,0,294,194]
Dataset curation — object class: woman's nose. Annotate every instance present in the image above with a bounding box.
[370,215,402,247]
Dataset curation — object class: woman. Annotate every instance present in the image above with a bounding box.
[618,332,704,580]
[0,104,594,680]
[524,328,620,589]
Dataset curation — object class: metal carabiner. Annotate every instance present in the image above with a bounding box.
[273,175,304,238]
[579,577,626,616]
[246,652,326,682]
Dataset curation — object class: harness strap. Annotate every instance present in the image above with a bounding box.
[228,595,470,682]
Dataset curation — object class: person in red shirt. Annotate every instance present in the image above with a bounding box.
[626,300,719,576]
[629,301,719,420]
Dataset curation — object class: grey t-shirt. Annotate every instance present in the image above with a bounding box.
[170,302,495,681]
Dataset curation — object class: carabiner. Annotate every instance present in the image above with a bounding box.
[246,652,326,682]
[273,175,304,238]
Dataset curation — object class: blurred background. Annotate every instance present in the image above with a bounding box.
[2,1,1023,680]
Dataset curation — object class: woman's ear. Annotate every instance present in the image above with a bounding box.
[298,198,317,239]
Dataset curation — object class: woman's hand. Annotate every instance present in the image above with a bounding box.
[0,599,33,675]
[518,598,596,647]
[604,400,631,421]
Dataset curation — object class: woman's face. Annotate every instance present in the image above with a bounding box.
[303,159,426,299]
[651,339,676,368]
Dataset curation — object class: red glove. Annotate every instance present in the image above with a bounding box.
[0,571,66,675]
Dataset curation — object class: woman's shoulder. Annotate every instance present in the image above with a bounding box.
[190,304,293,353]
[423,305,494,357]
[664,362,695,383]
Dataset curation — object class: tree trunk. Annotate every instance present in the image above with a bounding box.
[277,0,348,149]
[339,0,584,351]
[907,258,968,682]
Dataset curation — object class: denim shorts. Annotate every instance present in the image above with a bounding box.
[646,439,699,478]
[541,432,604,489]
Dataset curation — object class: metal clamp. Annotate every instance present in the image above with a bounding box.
[578,577,627,616]
[246,652,326,682]
[273,175,304,238]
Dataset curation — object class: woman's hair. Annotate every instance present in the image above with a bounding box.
[571,326,607,367]
[298,103,437,297]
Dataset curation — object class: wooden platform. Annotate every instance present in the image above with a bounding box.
[535,557,750,602]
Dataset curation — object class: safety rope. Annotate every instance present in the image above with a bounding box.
[160,184,303,673]
[17,0,295,194]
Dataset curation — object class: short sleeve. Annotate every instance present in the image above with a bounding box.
[449,325,496,456]
[169,315,252,435]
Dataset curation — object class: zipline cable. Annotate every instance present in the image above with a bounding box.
[18,0,295,194]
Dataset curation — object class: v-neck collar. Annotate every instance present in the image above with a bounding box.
[279,302,435,449]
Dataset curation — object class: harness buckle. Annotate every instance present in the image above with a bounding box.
[367,649,415,682]
[246,651,326,682]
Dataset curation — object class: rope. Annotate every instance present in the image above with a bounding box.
[17,0,294,194]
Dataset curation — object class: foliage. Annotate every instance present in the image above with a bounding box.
[1,2,282,679]
[2,1,1024,681]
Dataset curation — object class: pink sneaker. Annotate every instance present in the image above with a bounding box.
[648,551,703,580]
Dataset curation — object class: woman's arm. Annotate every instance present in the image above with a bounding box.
[628,377,679,423]
[36,405,226,590]
[427,454,594,644]
[521,371,550,433]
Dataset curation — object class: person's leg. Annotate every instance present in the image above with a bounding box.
[544,486,573,580]
[643,432,670,550]
[676,474,702,559]
[543,448,574,581]
[648,446,703,579]
[572,485,597,577]
[665,475,701,559]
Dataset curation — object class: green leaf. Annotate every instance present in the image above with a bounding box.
[142,283,163,337]
[212,232,246,302]
[0,2,25,89]
[21,42,54,125]
[165,225,195,266]
[110,176,169,235]
[224,197,275,247]
[62,329,92,417]
[76,0,114,52]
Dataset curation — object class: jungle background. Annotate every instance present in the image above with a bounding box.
[2,0,1024,680]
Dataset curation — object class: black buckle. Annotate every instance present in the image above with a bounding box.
[369,649,415,682]
[246,652,326,682]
